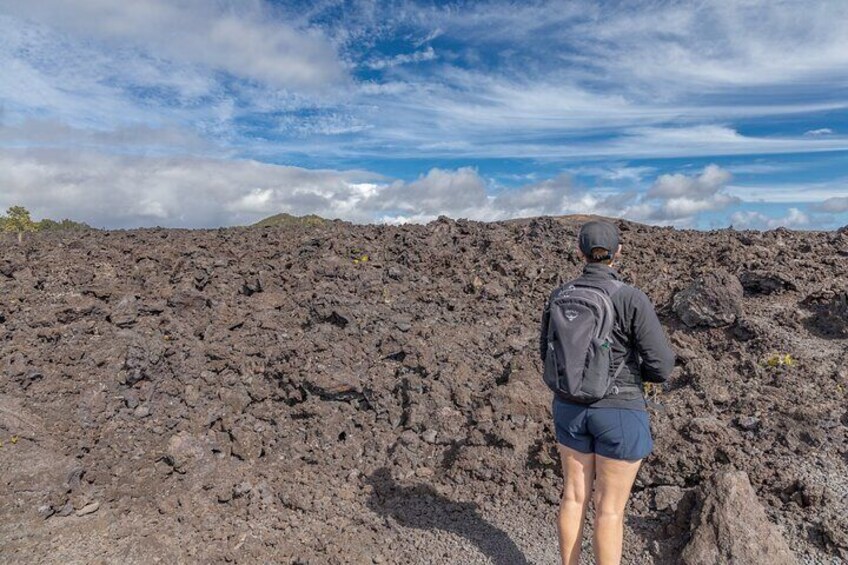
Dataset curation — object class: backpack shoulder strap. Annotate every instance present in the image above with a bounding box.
[551,279,581,301]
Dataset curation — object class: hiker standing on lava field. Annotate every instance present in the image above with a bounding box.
[539,220,675,565]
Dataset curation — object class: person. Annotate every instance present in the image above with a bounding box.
[539,220,676,565]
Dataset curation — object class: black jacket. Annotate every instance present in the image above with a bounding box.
[539,263,676,409]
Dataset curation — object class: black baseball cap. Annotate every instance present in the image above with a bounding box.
[578,220,620,256]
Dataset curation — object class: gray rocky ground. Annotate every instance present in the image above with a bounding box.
[1,216,846,563]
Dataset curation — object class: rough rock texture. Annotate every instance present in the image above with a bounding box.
[802,289,848,339]
[1,217,846,564]
[673,269,744,328]
[739,269,798,295]
[681,470,795,565]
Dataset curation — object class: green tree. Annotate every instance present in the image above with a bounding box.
[37,218,92,231]
[3,206,37,243]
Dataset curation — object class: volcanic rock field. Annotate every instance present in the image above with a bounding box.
[1,216,846,564]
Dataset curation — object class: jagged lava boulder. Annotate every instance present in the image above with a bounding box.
[673,269,744,328]
[682,470,795,565]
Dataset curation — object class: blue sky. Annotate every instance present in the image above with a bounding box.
[1,0,847,229]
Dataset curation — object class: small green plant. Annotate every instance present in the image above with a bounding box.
[764,353,794,368]
[37,218,92,231]
[2,206,37,243]
[349,247,370,264]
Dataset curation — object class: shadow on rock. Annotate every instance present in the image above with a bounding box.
[801,294,848,339]
[365,468,529,565]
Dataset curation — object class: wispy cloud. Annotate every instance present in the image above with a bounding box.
[7,2,848,159]
[725,180,848,203]
[365,46,436,70]
[2,1,848,229]
[0,1,345,91]
[591,166,656,182]
[0,118,215,155]
[804,128,835,137]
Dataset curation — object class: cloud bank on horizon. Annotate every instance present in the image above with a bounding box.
[1,0,847,229]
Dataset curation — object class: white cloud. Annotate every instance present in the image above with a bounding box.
[503,0,848,94]
[0,16,176,129]
[0,151,619,227]
[602,126,848,160]
[4,2,848,165]
[730,208,812,230]
[349,0,848,96]
[0,149,383,228]
[723,162,797,175]
[812,196,848,213]
[0,150,579,227]
[730,211,769,229]
[375,167,487,215]
[254,119,848,162]
[1,149,839,230]
[594,166,655,182]
[0,1,345,91]
[596,3,848,91]
[299,1,848,161]
[377,165,750,228]
[2,2,848,231]
[784,207,812,226]
[648,164,732,199]
[656,194,739,218]
[725,180,848,203]
[633,165,740,223]
[366,46,437,70]
[492,175,574,216]
[0,119,214,155]
[365,170,584,223]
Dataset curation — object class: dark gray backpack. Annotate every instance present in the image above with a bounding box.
[543,278,625,403]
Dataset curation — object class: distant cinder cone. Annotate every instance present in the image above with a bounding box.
[682,470,795,565]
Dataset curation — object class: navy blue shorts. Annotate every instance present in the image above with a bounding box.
[552,397,653,461]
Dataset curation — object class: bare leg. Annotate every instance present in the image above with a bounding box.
[592,454,642,565]
[556,445,595,565]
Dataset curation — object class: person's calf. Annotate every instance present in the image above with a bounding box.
[593,507,626,565]
[558,496,588,565]
[556,445,596,565]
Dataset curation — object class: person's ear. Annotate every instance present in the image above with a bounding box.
[609,244,622,266]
